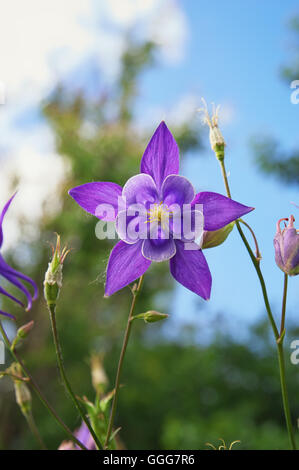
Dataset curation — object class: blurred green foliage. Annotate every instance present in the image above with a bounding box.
[254,15,299,184]
[0,37,298,451]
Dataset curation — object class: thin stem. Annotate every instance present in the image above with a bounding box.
[218,160,279,339]
[25,412,47,450]
[277,342,296,450]
[104,275,144,449]
[239,218,262,261]
[218,158,297,449]
[47,303,103,450]
[280,274,288,339]
[276,273,296,449]
[0,320,87,450]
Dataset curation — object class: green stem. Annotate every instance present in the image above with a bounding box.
[104,275,144,449]
[0,320,87,450]
[277,342,296,450]
[219,160,279,339]
[47,303,103,450]
[276,274,296,450]
[218,158,297,449]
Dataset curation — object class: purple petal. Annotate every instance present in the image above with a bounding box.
[281,228,299,270]
[116,210,148,244]
[0,309,15,320]
[192,192,254,231]
[0,193,17,248]
[142,238,176,262]
[170,241,212,300]
[105,241,151,296]
[0,285,24,308]
[0,255,38,309]
[69,182,123,221]
[140,122,179,191]
[122,174,159,208]
[162,175,195,207]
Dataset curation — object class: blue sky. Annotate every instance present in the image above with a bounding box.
[136,1,299,332]
[1,0,299,338]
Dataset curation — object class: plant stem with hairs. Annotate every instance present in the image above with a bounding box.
[47,303,103,450]
[0,320,87,450]
[104,275,144,449]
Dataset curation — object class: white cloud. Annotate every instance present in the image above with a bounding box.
[0,0,189,248]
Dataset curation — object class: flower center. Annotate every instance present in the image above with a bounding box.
[147,202,170,225]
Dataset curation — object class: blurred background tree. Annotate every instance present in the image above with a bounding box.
[253,15,299,185]
[0,27,298,451]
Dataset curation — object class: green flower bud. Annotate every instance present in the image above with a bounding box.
[133,311,169,323]
[199,99,226,161]
[44,234,69,306]
[202,222,234,249]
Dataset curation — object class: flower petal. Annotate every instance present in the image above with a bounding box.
[142,238,176,262]
[161,175,195,207]
[0,255,38,308]
[122,174,159,208]
[0,309,15,320]
[170,241,212,300]
[105,241,151,296]
[192,192,254,231]
[140,121,179,190]
[0,285,24,308]
[0,193,17,248]
[69,182,123,221]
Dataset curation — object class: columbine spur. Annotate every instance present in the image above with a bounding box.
[0,194,38,319]
[69,122,253,300]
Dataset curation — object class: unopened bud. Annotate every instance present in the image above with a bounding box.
[44,234,70,305]
[202,222,234,249]
[133,311,169,323]
[9,364,32,416]
[199,99,225,161]
[11,321,35,351]
[274,215,299,275]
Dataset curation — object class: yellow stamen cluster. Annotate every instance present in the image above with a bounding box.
[147,202,171,230]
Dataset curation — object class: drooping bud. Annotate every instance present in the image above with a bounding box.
[9,363,32,416]
[202,222,235,249]
[90,354,108,395]
[198,99,226,161]
[133,311,169,323]
[44,234,70,306]
[274,215,299,275]
[11,320,35,351]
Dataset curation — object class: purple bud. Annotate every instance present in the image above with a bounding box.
[274,215,299,275]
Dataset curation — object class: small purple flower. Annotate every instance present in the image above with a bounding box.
[69,122,253,300]
[0,194,38,319]
[58,422,96,450]
[274,215,299,275]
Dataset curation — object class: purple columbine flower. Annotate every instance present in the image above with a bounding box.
[69,122,253,300]
[0,194,38,319]
[274,215,299,275]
